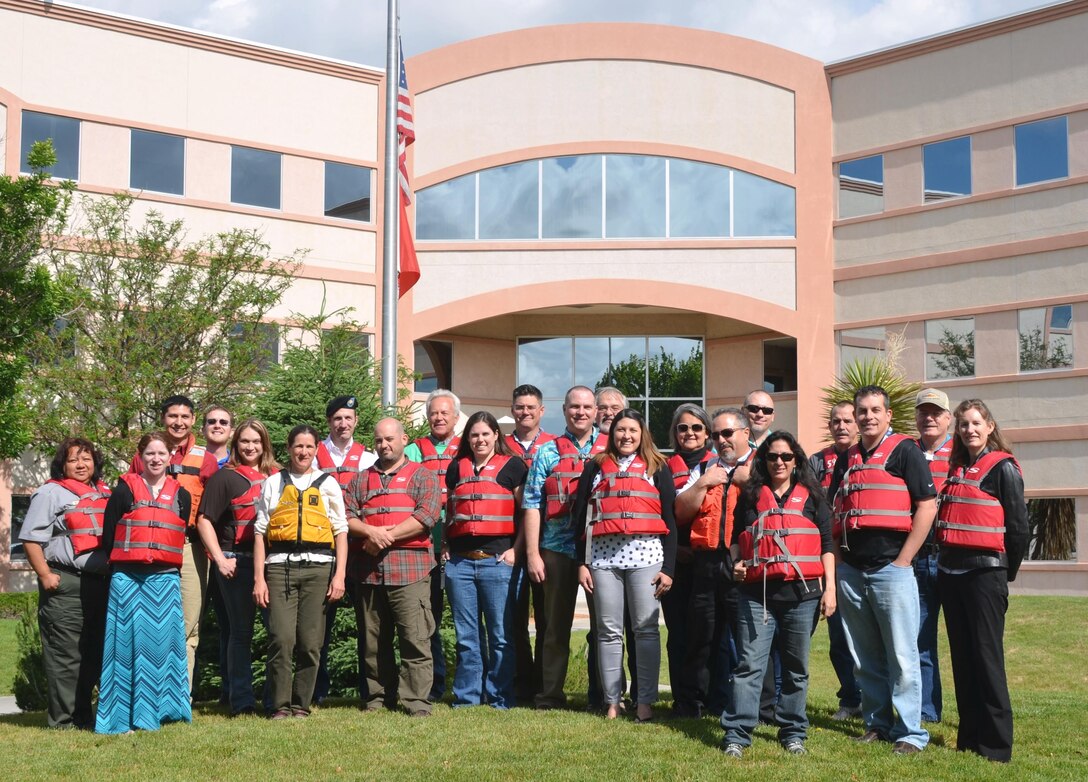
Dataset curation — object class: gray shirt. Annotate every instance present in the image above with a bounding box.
[18,482,111,575]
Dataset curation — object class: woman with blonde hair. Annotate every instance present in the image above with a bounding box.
[572,408,677,722]
[197,419,280,716]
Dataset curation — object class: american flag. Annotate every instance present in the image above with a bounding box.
[396,40,420,297]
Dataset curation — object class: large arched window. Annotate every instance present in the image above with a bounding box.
[417,155,794,241]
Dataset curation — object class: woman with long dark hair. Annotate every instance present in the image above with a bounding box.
[572,408,677,722]
[936,399,1028,763]
[721,431,835,758]
[19,437,111,729]
[443,411,527,708]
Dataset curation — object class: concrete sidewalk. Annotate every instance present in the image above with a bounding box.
[0,696,19,715]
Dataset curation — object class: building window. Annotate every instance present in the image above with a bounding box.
[923,136,971,201]
[1027,497,1077,561]
[21,111,80,180]
[231,146,281,209]
[416,155,794,241]
[1019,305,1073,371]
[763,337,797,393]
[9,495,31,561]
[926,316,974,380]
[838,155,883,218]
[414,340,452,392]
[1015,116,1068,186]
[324,162,372,222]
[516,336,703,448]
[838,326,886,371]
[228,322,280,371]
[130,129,184,195]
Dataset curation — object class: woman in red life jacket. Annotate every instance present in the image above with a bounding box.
[572,408,677,723]
[443,411,528,709]
[721,432,835,758]
[18,437,111,729]
[196,419,280,716]
[96,432,192,734]
[937,400,1028,763]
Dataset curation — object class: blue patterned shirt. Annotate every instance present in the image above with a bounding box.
[523,427,601,558]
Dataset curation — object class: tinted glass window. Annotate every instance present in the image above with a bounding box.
[763,337,797,393]
[733,171,795,236]
[605,155,665,238]
[926,316,974,380]
[231,146,281,209]
[1019,305,1073,371]
[130,129,184,195]
[838,155,883,218]
[839,326,887,371]
[923,136,971,201]
[669,159,729,238]
[324,162,372,221]
[1016,116,1068,185]
[416,174,475,240]
[479,160,538,239]
[21,111,80,179]
[542,156,602,239]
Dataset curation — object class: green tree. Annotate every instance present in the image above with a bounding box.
[0,141,71,457]
[1019,326,1072,371]
[933,327,974,378]
[24,193,300,470]
[601,344,703,401]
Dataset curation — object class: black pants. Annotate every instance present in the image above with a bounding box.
[660,557,693,700]
[513,570,546,702]
[939,567,1013,762]
[676,549,737,713]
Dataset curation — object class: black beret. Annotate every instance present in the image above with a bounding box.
[326,395,357,418]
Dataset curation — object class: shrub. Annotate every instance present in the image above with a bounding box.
[12,594,47,711]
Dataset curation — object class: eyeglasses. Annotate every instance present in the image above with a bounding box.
[745,405,774,416]
[675,423,705,433]
[765,452,796,463]
[204,418,231,426]
[711,428,738,440]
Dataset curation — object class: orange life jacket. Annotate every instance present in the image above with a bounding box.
[544,433,607,520]
[834,434,913,539]
[164,437,208,527]
[587,456,668,537]
[936,451,1017,553]
[449,454,516,538]
[111,473,186,567]
[356,460,431,550]
[415,436,460,504]
[228,465,266,548]
[504,431,556,469]
[917,436,953,492]
[739,484,824,583]
[316,441,369,489]
[48,478,111,555]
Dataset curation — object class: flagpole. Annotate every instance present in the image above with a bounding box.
[380,0,399,409]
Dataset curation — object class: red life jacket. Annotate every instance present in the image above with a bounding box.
[449,454,516,538]
[111,473,187,567]
[48,478,111,555]
[504,431,556,469]
[228,465,266,547]
[815,446,841,491]
[587,456,668,537]
[936,451,1017,552]
[834,433,913,539]
[415,436,460,504]
[739,484,824,583]
[356,460,431,550]
[916,436,953,492]
[667,451,715,492]
[544,433,607,520]
[316,441,368,489]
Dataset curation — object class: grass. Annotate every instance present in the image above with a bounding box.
[1,596,1086,781]
[0,618,16,696]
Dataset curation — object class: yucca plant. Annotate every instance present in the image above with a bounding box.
[820,329,921,445]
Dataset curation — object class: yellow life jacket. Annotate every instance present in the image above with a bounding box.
[266,470,335,553]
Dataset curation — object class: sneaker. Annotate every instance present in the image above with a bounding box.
[721,742,744,759]
[832,705,862,721]
[291,707,310,718]
[269,708,292,720]
[783,740,807,755]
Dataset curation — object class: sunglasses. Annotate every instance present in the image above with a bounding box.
[204,418,231,426]
[711,428,738,440]
[675,423,705,433]
[746,405,774,416]
[765,452,796,463]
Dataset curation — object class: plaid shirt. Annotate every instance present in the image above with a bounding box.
[344,459,441,586]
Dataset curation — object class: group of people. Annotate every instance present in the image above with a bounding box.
[19,382,1027,763]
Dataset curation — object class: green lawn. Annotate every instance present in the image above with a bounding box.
[0,618,17,696]
[1,596,1086,781]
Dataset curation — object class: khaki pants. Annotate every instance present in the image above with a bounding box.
[536,549,580,708]
[180,539,209,691]
[265,560,332,714]
[357,577,434,714]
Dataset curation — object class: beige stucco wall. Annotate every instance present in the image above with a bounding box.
[832,13,1088,155]
[414,60,796,176]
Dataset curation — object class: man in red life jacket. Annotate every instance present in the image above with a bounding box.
[913,388,953,724]
[594,386,625,434]
[404,389,461,702]
[744,389,776,450]
[130,395,219,691]
[807,401,862,721]
[345,418,442,716]
[506,384,555,703]
[835,385,937,755]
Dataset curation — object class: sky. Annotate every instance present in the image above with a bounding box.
[64,0,1053,67]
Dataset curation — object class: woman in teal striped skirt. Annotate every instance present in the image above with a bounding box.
[96,432,192,734]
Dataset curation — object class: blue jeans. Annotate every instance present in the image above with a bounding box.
[722,594,814,746]
[914,552,942,722]
[215,556,256,713]
[445,554,517,708]
[837,560,929,748]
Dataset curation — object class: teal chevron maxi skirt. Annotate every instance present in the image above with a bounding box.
[95,569,191,734]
